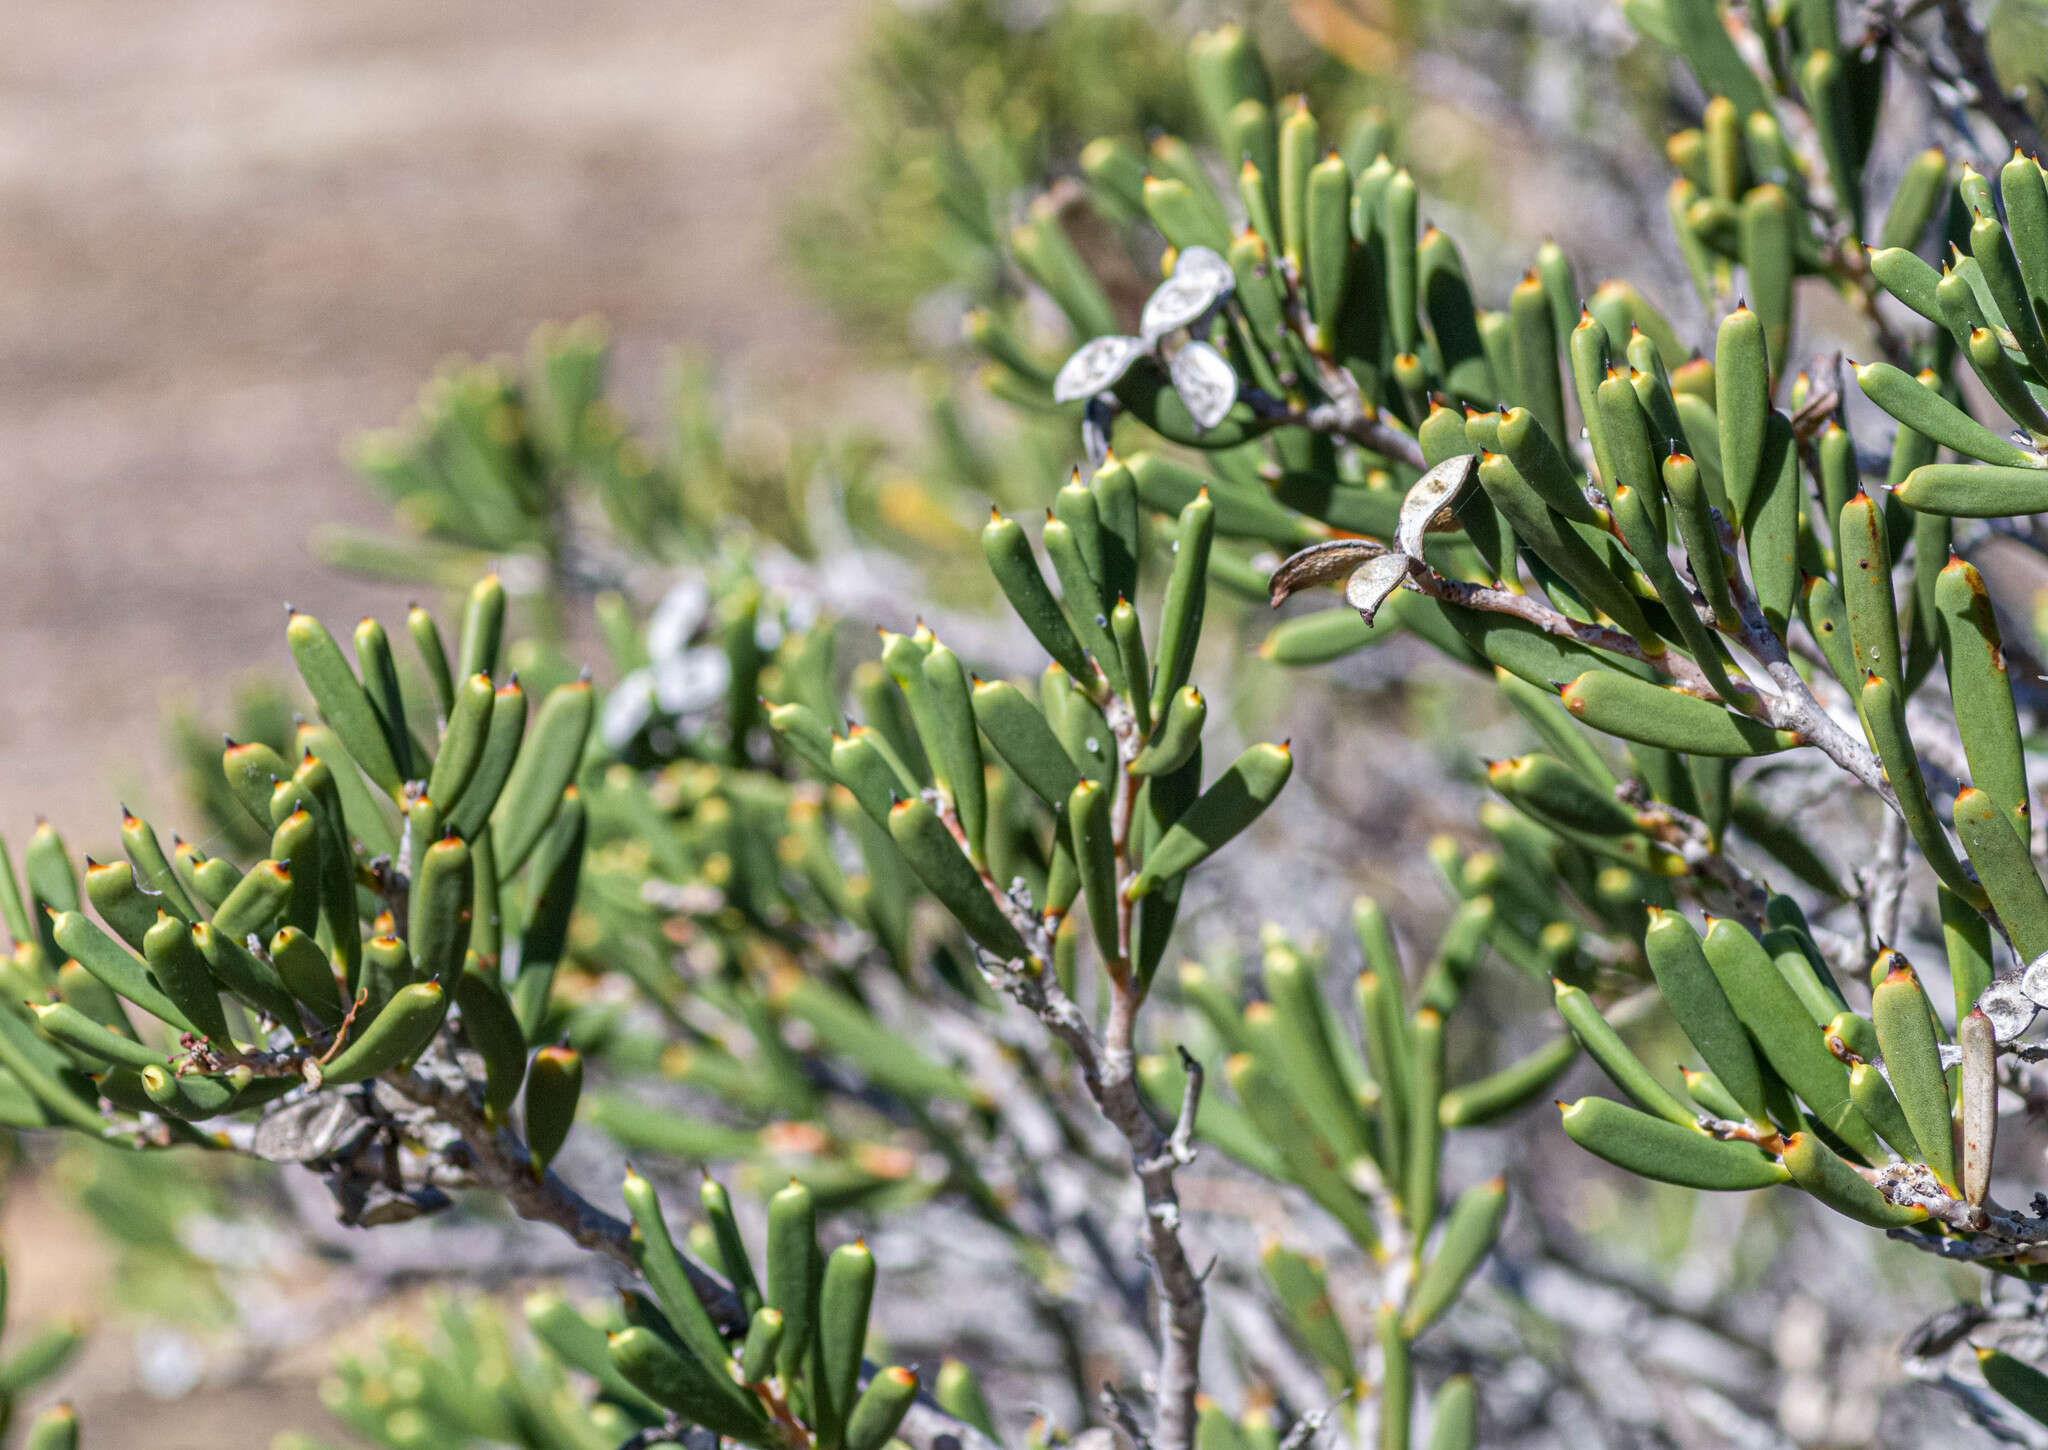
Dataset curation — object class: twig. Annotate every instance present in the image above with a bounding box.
[1721,526,1902,807]
[963,686,1207,1450]
[1616,780,1772,926]
[1141,1048,1203,1176]
[1901,1295,2048,1446]
[1256,355,1429,471]
[382,1064,1005,1450]
[1861,811,1913,955]
[1932,0,2044,153]
[1100,1384,1151,1450]
[386,1065,649,1277]
[1276,1390,1352,1450]
[1404,568,1736,703]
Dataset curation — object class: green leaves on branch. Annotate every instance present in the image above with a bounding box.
[0,583,612,1156]
[801,486,1282,996]
[1152,907,1531,1386]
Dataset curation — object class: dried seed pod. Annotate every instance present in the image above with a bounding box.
[1961,1007,1998,1208]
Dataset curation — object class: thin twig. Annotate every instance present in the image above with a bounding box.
[1403,567,1735,702]
[1252,354,1429,471]
[1720,524,1902,807]
[1616,780,1772,926]
[383,1065,1005,1450]
[962,678,1207,1450]
[1931,0,2044,153]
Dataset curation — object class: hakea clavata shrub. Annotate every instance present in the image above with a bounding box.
[963,1,2048,1437]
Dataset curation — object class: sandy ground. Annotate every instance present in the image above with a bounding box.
[0,0,863,856]
[0,0,862,1438]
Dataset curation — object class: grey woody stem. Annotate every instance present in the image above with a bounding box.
[384,1064,1005,1450]
[961,665,1207,1450]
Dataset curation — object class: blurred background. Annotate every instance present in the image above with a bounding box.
[1,3,867,1440]
[0,0,2014,1445]
[0,0,866,841]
